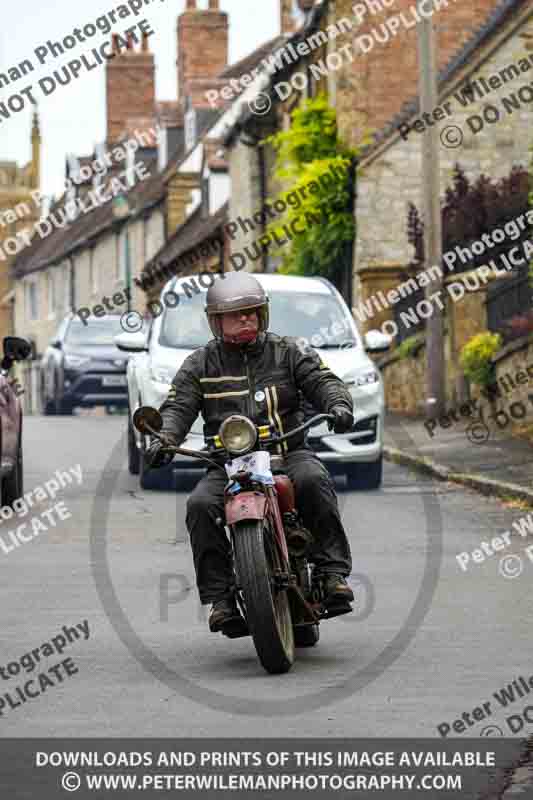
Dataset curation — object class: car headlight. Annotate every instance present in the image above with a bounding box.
[219,415,258,455]
[151,366,174,385]
[344,369,380,388]
[64,354,90,369]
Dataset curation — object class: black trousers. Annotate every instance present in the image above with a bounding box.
[185,449,352,604]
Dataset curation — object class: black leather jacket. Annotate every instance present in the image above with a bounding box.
[159,332,353,455]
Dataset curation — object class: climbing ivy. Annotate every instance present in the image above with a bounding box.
[262,95,360,281]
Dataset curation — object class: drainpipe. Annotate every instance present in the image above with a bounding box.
[345,155,358,309]
[69,255,75,310]
[258,143,268,273]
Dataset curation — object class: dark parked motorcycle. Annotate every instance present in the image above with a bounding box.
[133,406,352,675]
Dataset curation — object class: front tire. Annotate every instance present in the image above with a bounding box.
[233,519,294,674]
[346,455,383,491]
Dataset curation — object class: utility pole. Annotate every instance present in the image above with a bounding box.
[417,2,445,418]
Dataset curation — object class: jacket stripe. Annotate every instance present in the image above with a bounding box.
[265,387,282,455]
[199,376,248,384]
[271,385,289,454]
[203,389,250,399]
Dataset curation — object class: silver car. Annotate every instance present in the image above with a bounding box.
[116,274,390,490]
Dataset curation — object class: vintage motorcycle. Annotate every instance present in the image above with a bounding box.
[133,406,352,675]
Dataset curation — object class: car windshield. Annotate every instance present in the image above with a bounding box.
[65,318,124,347]
[158,286,357,349]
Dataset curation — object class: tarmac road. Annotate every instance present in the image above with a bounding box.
[0,415,531,739]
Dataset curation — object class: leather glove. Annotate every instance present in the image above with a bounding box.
[145,435,177,469]
[328,405,354,434]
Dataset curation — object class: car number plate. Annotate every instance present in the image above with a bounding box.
[226,451,274,485]
[102,375,127,387]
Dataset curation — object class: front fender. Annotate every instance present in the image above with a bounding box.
[225,491,267,526]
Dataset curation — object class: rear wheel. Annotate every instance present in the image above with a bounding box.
[41,374,56,416]
[56,396,73,415]
[233,519,294,674]
[346,455,383,491]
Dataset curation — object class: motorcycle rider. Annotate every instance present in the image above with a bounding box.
[147,272,355,635]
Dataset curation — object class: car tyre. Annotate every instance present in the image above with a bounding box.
[346,455,383,491]
[41,375,56,416]
[128,408,141,475]
[3,434,23,507]
[56,397,73,415]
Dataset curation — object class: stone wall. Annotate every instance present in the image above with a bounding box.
[486,334,533,434]
[354,6,533,319]
[380,266,509,413]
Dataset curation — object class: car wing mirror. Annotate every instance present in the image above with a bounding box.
[114,332,147,353]
[3,337,32,362]
[364,330,392,353]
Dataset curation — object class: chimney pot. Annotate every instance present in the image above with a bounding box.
[112,33,120,53]
[126,32,135,50]
[142,31,149,52]
[186,0,196,8]
[208,0,219,8]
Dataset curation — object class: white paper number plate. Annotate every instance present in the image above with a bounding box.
[225,451,274,485]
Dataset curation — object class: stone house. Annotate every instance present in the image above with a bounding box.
[352,0,533,414]
[223,1,331,276]
[0,112,41,340]
[10,0,236,409]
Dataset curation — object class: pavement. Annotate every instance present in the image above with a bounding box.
[384,411,533,797]
[384,411,533,507]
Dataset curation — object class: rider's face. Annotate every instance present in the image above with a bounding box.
[220,309,259,342]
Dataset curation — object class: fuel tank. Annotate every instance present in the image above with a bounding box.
[274,474,296,516]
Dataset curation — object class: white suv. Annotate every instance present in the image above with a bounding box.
[115,274,390,490]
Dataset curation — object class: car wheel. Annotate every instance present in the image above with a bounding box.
[41,374,56,416]
[128,408,140,475]
[56,397,73,415]
[139,438,175,491]
[346,455,383,491]
[3,435,23,507]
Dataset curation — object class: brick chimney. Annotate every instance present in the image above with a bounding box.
[106,34,155,144]
[177,0,229,108]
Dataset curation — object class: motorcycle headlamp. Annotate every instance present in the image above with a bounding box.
[219,415,257,456]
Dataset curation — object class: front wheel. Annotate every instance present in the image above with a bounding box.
[233,519,294,675]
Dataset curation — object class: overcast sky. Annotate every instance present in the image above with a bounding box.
[0,0,279,198]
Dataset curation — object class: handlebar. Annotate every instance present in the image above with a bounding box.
[270,413,334,445]
[152,413,334,469]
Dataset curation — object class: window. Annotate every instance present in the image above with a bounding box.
[47,271,57,318]
[89,249,98,294]
[117,231,125,282]
[25,279,38,321]
[64,264,72,311]
[185,108,197,152]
